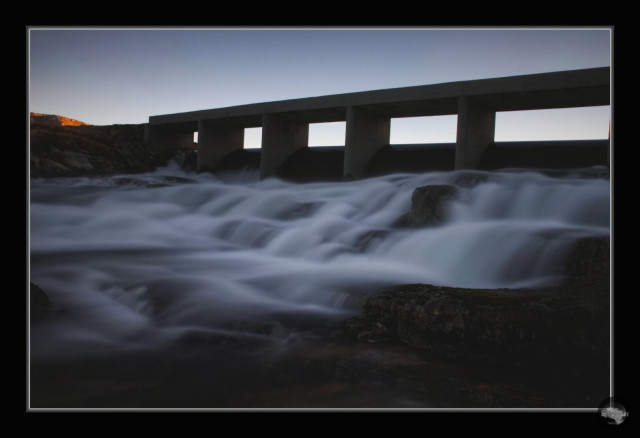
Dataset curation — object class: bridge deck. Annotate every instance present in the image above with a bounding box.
[149,67,610,127]
[146,67,611,178]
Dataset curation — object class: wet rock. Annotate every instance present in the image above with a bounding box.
[345,282,609,371]
[30,116,191,178]
[113,175,196,188]
[279,202,320,220]
[62,150,93,170]
[391,212,411,228]
[446,171,491,188]
[564,236,610,281]
[161,176,196,184]
[344,317,393,343]
[354,230,389,252]
[408,184,458,227]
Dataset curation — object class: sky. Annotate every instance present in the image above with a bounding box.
[28,26,612,148]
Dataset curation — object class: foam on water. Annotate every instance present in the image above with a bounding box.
[29,164,610,358]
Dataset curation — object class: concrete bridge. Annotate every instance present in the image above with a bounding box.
[146,67,610,179]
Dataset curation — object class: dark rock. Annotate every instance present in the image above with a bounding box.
[30,118,195,178]
[343,317,393,343]
[345,282,609,371]
[113,177,153,187]
[111,176,195,188]
[408,184,459,227]
[161,176,196,184]
[150,147,193,170]
[446,171,491,188]
[564,236,610,281]
[390,213,407,228]
[30,282,51,320]
[353,230,389,252]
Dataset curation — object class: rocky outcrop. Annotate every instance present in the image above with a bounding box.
[344,279,609,371]
[564,236,610,281]
[408,184,459,226]
[347,180,611,376]
[29,113,194,178]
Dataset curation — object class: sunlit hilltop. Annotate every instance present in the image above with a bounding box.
[30,112,89,127]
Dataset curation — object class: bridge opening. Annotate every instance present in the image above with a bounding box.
[363,115,458,177]
[495,106,611,141]
[308,122,346,147]
[244,127,262,149]
[480,106,611,170]
[276,121,346,182]
[390,115,458,145]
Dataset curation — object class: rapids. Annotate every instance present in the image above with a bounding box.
[29,165,610,359]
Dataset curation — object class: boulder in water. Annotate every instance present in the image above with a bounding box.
[344,281,609,371]
[408,184,459,227]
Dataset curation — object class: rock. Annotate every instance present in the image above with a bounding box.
[564,236,610,281]
[30,115,193,178]
[353,230,389,252]
[408,184,458,227]
[343,317,393,343]
[345,282,609,371]
[30,282,51,319]
[446,171,490,188]
[62,150,93,170]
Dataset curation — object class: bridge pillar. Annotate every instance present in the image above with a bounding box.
[146,124,194,150]
[260,114,309,178]
[344,106,390,179]
[455,96,496,170]
[197,120,244,172]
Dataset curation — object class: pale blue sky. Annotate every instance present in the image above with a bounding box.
[28,27,612,147]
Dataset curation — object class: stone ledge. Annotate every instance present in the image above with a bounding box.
[344,278,609,371]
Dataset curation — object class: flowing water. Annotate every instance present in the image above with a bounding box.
[28,164,611,409]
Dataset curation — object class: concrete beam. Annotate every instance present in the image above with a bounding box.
[344,106,391,179]
[260,114,309,178]
[197,120,245,172]
[150,68,609,126]
[146,123,194,150]
[455,96,496,170]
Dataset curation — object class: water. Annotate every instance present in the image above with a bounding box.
[28,164,610,408]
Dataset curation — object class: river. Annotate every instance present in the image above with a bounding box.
[28,164,611,409]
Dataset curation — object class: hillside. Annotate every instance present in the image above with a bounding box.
[29,113,191,178]
[29,113,89,127]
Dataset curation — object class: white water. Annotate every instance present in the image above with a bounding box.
[29,165,610,358]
